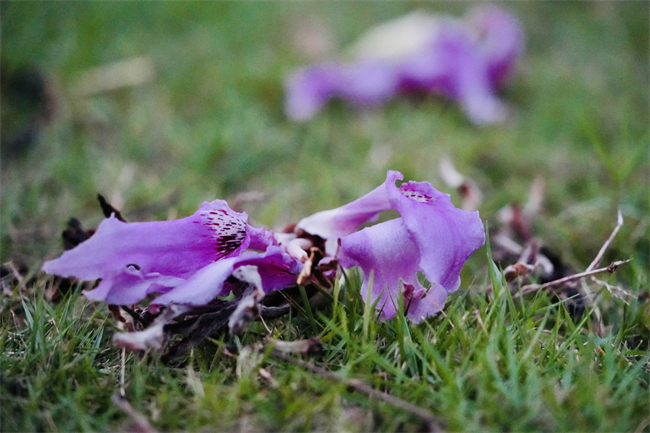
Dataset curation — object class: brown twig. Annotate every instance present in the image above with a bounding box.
[3,262,27,293]
[518,260,630,296]
[270,350,445,433]
[582,208,623,335]
[586,208,623,272]
[111,393,158,433]
[120,348,126,397]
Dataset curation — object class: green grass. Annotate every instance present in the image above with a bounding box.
[2,261,648,432]
[1,2,648,432]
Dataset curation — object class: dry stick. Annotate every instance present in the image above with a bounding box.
[516,208,626,335]
[518,260,630,296]
[5,262,27,292]
[113,349,158,432]
[585,209,630,303]
[112,393,158,433]
[582,208,623,334]
[120,347,126,397]
[586,208,623,272]
[270,350,445,433]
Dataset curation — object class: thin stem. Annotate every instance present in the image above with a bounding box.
[586,208,623,272]
[518,260,630,296]
[270,350,445,433]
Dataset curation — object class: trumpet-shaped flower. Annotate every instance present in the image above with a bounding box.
[286,7,523,125]
[43,171,484,323]
[298,171,485,322]
[42,200,277,305]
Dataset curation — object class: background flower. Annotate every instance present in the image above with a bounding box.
[286,6,523,124]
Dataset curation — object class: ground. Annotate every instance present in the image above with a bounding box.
[1,2,648,432]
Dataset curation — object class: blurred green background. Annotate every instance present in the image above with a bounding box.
[2,1,648,281]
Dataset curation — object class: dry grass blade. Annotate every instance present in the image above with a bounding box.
[266,337,323,355]
[518,260,630,296]
[2,262,27,293]
[582,208,623,334]
[74,56,156,96]
[586,208,623,272]
[270,350,445,433]
[111,393,158,433]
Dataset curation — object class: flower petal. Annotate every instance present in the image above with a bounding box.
[234,246,303,293]
[337,170,484,321]
[336,62,399,106]
[285,7,522,124]
[350,11,440,63]
[84,268,186,305]
[404,284,448,324]
[43,200,274,304]
[285,64,344,121]
[468,6,524,86]
[338,218,425,320]
[150,246,302,307]
[385,170,485,293]
[297,183,391,241]
[447,39,509,124]
[285,61,398,121]
[149,256,240,307]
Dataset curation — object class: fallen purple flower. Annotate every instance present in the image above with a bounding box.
[285,7,523,125]
[296,181,390,256]
[43,200,277,305]
[297,170,485,322]
[43,171,483,325]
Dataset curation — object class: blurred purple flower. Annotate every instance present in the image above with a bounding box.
[297,170,485,322]
[286,7,523,125]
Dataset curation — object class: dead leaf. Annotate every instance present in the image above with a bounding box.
[228,265,265,335]
[113,304,190,351]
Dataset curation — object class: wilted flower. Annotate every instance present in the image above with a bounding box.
[42,200,283,305]
[149,246,302,307]
[43,171,484,323]
[285,6,523,125]
[298,171,485,322]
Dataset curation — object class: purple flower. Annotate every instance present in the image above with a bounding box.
[149,246,302,307]
[42,200,279,305]
[297,171,485,322]
[43,171,483,323]
[286,7,523,125]
[296,181,391,255]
